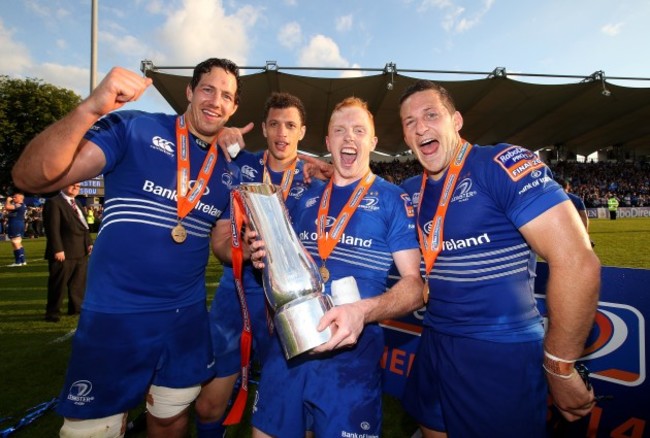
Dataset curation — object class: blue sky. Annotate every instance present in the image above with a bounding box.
[1,0,648,114]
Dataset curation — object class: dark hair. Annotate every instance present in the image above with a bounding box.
[189,58,242,104]
[263,92,307,125]
[399,80,457,114]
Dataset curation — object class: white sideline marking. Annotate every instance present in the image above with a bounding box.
[50,329,76,343]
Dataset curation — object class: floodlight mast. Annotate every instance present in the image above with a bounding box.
[90,0,98,92]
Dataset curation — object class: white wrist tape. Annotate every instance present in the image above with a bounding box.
[544,350,577,363]
[227,142,241,158]
[331,276,361,306]
[543,364,576,379]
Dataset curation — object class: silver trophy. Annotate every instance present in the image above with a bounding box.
[235,183,333,359]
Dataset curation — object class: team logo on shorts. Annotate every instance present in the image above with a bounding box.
[67,380,96,406]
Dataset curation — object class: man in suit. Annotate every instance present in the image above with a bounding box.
[43,183,93,322]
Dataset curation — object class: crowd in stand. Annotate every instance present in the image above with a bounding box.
[1,159,648,240]
[371,158,650,208]
[370,157,422,184]
[550,161,650,208]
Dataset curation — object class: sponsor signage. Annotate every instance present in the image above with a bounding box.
[380,263,649,436]
[588,207,650,219]
[79,176,105,197]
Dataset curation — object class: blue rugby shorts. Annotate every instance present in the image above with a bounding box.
[402,328,547,437]
[57,301,214,419]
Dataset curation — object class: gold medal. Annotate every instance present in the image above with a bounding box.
[173,115,219,246]
[422,281,429,304]
[171,223,187,243]
[319,264,330,283]
[417,142,472,308]
[317,172,375,287]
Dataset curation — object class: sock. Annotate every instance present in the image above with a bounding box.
[13,249,20,263]
[18,247,25,263]
[196,418,226,438]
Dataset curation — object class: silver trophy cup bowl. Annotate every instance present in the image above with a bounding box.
[235,183,332,359]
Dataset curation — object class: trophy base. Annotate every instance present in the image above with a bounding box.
[274,292,333,359]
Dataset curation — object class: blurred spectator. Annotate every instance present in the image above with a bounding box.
[85,206,96,233]
[27,206,44,238]
[5,191,28,266]
[43,183,93,322]
[0,201,6,239]
[607,193,620,220]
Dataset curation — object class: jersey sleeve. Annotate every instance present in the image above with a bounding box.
[382,182,419,253]
[484,144,569,228]
[83,111,141,174]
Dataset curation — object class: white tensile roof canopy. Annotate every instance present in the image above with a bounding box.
[142,61,650,161]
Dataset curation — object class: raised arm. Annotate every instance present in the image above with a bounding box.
[12,67,152,193]
[215,123,255,160]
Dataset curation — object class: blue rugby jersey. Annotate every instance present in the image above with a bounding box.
[401,143,569,342]
[82,110,236,313]
[6,202,27,235]
[291,175,418,302]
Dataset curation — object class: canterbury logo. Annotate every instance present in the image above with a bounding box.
[151,136,175,156]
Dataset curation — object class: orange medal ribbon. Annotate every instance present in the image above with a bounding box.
[262,150,297,201]
[223,190,253,425]
[317,171,376,282]
[224,152,298,423]
[173,115,219,241]
[418,140,472,302]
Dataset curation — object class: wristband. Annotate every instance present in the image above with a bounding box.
[544,350,577,363]
[543,364,576,379]
[543,350,577,378]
